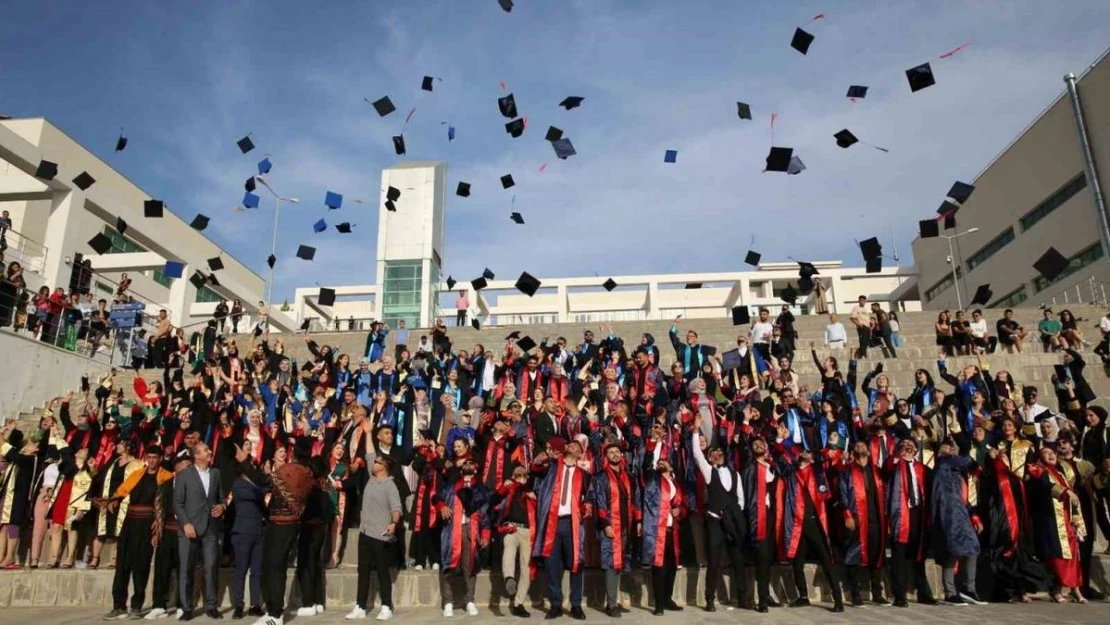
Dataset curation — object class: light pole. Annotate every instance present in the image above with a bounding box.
[255,175,299,336]
[940,227,979,309]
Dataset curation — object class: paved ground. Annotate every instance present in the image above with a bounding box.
[1,600,1106,625]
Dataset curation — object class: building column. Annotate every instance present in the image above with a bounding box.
[167,264,196,327]
[738,278,750,306]
[829,275,845,314]
[556,284,569,323]
[41,189,86,291]
[646,280,660,320]
[419,259,434,328]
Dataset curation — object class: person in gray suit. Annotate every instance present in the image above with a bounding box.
[173,442,226,620]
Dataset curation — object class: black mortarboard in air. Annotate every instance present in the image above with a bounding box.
[510,212,524,224]
[947,181,975,204]
[685,283,703,289]
[482,268,495,280]
[500,174,515,189]
[859,237,882,261]
[515,272,541,297]
[384,200,396,212]
[943,214,956,230]
[446,276,457,290]
[386,186,401,202]
[116,217,128,236]
[866,257,882,273]
[34,160,58,180]
[498,93,518,118]
[745,250,761,266]
[115,133,128,152]
[237,135,255,154]
[559,96,584,110]
[245,176,256,192]
[516,336,537,353]
[72,171,96,191]
[206,273,220,287]
[919,219,939,238]
[253,326,263,338]
[799,276,815,295]
[472,318,481,330]
[545,126,563,142]
[765,147,793,172]
[731,306,751,326]
[318,288,336,307]
[422,76,434,91]
[372,96,396,117]
[736,102,752,120]
[834,129,858,148]
[1033,247,1069,281]
[456,182,471,197]
[471,276,488,291]
[267,254,276,269]
[300,319,310,332]
[603,278,617,292]
[336,222,352,233]
[798,261,819,280]
[296,245,316,261]
[846,85,869,99]
[144,200,164,218]
[190,214,209,231]
[505,118,525,138]
[781,284,799,305]
[392,135,406,155]
[498,0,513,12]
[937,200,959,216]
[970,284,993,306]
[552,138,576,159]
[189,272,207,289]
[790,28,815,54]
[207,256,224,272]
[505,330,522,341]
[88,233,112,255]
[906,63,936,93]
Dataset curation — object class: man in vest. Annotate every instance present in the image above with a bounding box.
[691,429,747,611]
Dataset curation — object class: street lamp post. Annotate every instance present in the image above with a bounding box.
[255,176,299,337]
[940,227,979,309]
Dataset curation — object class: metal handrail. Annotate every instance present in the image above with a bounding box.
[0,226,48,275]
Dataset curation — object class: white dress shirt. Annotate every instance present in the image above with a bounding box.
[556,463,577,517]
[196,466,212,497]
[690,432,745,513]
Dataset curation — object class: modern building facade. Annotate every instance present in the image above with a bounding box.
[0,118,295,331]
[894,49,1110,312]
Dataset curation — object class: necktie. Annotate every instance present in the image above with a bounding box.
[560,466,572,508]
[908,463,920,507]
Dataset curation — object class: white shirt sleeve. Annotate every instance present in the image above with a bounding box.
[691,432,711,481]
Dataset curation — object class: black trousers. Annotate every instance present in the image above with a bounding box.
[261,522,300,618]
[409,527,441,568]
[151,529,179,610]
[651,530,677,609]
[357,533,395,610]
[890,514,932,602]
[705,516,746,605]
[855,326,871,358]
[845,528,885,599]
[112,516,155,611]
[456,310,467,326]
[752,539,774,607]
[879,328,898,358]
[790,516,842,603]
[297,523,327,608]
[230,532,264,610]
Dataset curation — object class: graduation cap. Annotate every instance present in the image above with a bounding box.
[516,336,537,353]
[421,76,434,91]
[72,171,96,191]
[937,200,960,216]
[919,219,940,239]
[447,125,455,141]
[207,256,224,272]
[505,330,522,341]
[189,271,207,289]
[482,268,495,280]
[384,200,396,212]
[253,326,263,338]
[497,93,518,118]
[505,118,525,138]
[791,27,815,54]
[970,284,992,306]
[471,318,481,330]
[943,214,956,230]
[515,271,541,297]
[737,102,752,120]
[859,237,882,261]
[318,287,336,307]
[207,273,220,288]
[780,284,799,305]
[115,216,128,236]
[745,250,761,266]
[787,155,806,175]
[144,199,164,218]
[865,257,882,274]
[266,254,276,269]
[163,261,185,279]
[798,261,819,280]
[552,138,576,159]
[603,278,618,292]
[386,186,401,202]
[947,181,975,204]
[245,176,257,192]
[296,245,316,261]
[190,214,210,231]
[765,147,793,172]
[834,129,858,148]
[371,96,396,117]
[731,306,751,326]
[559,96,584,110]
[685,283,703,289]
[88,233,112,255]
[663,150,678,163]
[456,181,471,197]
[115,132,128,152]
[446,276,457,290]
[300,319,310,332]
[498,0,513,12]
[237,135,255,154]
[336,222,352,233]
[243,192,260,209]
[500,174,515,189]
[846,85,869,99]
[325,191,343,209]
[257,157,272,175]
[545,126,563,142]
[721,349,743,372]
[34,160,58,180]
[510,212,524,224]
[313,219,327,233]
[1033,247,1069,281]
[906,63,936,93]
[471,276,488,291]
[392,135,406,155]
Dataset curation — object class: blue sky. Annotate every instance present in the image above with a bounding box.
[2,0,1108,303]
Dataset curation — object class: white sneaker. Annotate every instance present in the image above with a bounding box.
[145,609,166,620]
[414,565,424,571]
[443,604,454,617]
[376,606,393,621]
[432,563,440,571]
[314,604,325,614]
[296,606,317,617]
[465,603,478,616]
[250,617,282,625]
[174,610,184,621]
[345,607,367,620]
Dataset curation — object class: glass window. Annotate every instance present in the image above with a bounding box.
[1032,242,1104,292]
[195,285,221,303]
[100,225,146,254]
[381,260,423,327]
[923,266,962,302]
[1020,174,1087,232]
[149,269,173,288]
[988,285,1027,309]
[965,227,1015,272]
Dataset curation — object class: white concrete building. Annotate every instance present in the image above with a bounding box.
[0,117,296,331]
